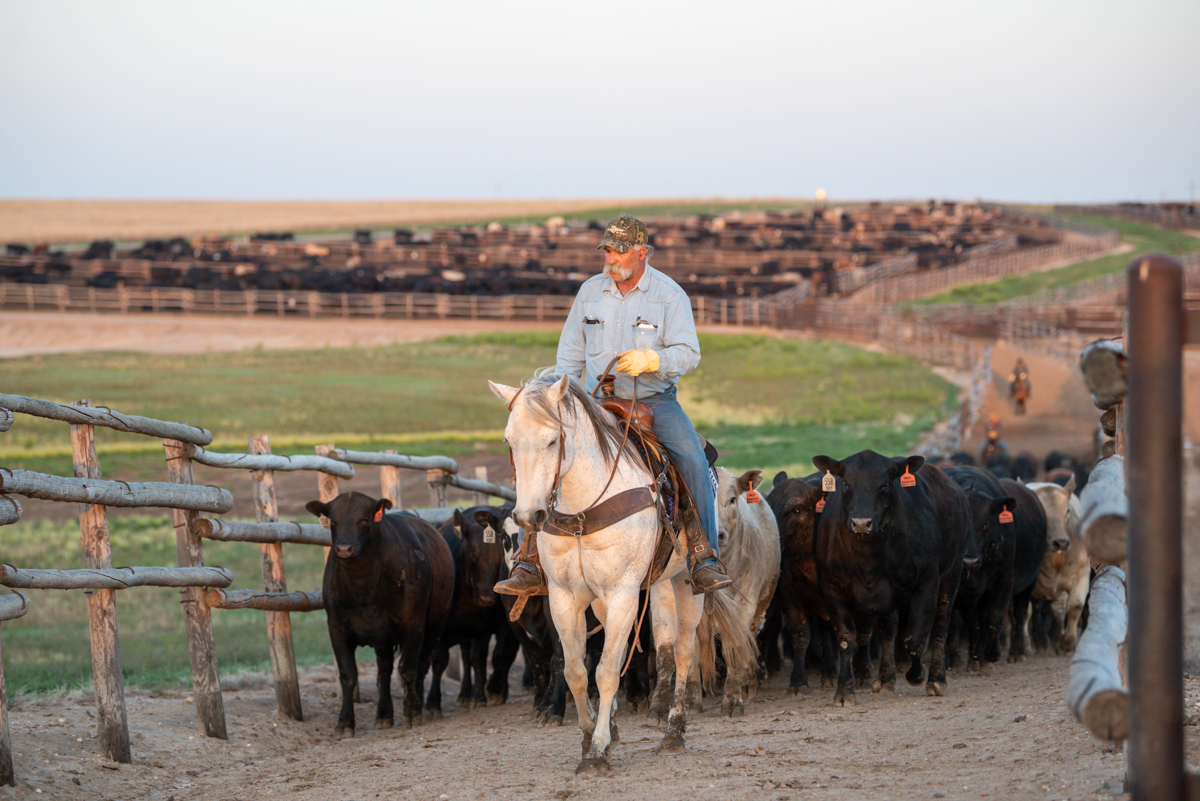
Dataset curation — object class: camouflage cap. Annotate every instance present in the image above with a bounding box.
[597,215,649,253]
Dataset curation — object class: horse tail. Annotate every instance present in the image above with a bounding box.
[697,585,759,694]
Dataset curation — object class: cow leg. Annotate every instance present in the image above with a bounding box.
[468,635,490,707]
[1061,581,1088,654]
[656,573,703,756]
[852,614,874,689]
[1029,598,1051,653]
[426,642,449,720]
[330,629,359,737]
[1007,586,1034,663]
[374,645,396,728]
[964,602,984,673]
[397,625,427,729]
[831,609,858,706]
[455,643,473,707]
[487,625,519,706]
[873,612,897,693]
[925,566,962,697]
[759,593,783,678]
[783,599,811,696]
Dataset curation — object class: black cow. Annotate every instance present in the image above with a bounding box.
[765,470,831,695]
[427,506,520,716]
[812,450,970,704]
[998,478,1049,662]
[305,492,454,736]
[943,466,1020,673]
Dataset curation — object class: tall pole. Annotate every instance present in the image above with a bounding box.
[1125,254,1184,800]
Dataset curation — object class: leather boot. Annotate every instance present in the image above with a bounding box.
[686,532,732,595]
[494,531,548,597]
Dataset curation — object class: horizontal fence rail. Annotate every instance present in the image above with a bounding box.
[0,469,234,513]
[0,593,28,623]
[0,497,20,526]
[189,445,355,478]
[0,393,211,445]
[0,565,233,590]
[206,588,323,612]
[196,519,332,547]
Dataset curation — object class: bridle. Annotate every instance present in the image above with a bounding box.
[507,357,641,523]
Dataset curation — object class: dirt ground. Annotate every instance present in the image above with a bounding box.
[3,311,1198,800]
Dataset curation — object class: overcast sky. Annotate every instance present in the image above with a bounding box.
[1,0,1196,204]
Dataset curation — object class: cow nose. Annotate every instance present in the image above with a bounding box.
[963,554,981,569]
[1050,537,1070,552]
[850,517,873,536]
[334,544,357,559]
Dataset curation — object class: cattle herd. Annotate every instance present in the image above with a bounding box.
[1,202,1068,301]
[301,438,1096,753]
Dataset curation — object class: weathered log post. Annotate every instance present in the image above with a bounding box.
[249,435,303,721]
[163,438,228,739]
[1067,566,1128,741]
[70,400,131,763]
[1080,456,1128,566]
[0,592,29,786]
[1125,254,1184,800]
[380,449,403,510]
[314,444,338,562]
[427,469,450,508]
[472,466,489,507]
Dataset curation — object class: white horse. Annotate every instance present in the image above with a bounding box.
[489,373,756,775]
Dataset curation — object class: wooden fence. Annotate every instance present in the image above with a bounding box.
[0,392,515,783]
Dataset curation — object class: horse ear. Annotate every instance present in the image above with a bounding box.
[489,381,520,404]
[546,374,570,405]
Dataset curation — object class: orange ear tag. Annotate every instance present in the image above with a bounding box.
[816,497,826,513]
[998,506,1013,524]
[746,489,761,504]
[900,466,916,487]
[374,508,384,523]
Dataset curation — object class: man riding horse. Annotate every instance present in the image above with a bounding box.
[494,215,732,601]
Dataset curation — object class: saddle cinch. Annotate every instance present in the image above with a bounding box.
[541,374,716,590]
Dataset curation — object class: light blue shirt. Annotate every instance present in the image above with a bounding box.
[555,264,701,399]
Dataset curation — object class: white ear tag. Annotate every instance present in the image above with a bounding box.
[822,471,836,492]
[484,525,496,544]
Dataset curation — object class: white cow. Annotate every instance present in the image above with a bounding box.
[1027,477,1090,653]
[715,467,781,716]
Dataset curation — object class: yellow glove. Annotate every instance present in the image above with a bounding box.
[615,349,660,377]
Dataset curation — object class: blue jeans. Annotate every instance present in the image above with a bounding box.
[640,386,719,563]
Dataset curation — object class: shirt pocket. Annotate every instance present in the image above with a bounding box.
[583,316,606,357]
[634,301,665,349]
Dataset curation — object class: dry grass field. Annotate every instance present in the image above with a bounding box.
[0,198,804,244]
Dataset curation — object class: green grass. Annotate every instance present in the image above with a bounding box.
[910,216,1200,306]
[0,332,956,694]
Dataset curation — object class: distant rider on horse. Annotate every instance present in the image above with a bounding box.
[1008,357,1031,415]
[494,215,733,601]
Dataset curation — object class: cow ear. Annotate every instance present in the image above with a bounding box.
[374,499,393,521]
[546,374,570,405]
[737,469,762,494]
[773,470,788,488]
[812,455,842,477]
[489,381,520,405]
[473,510,498,530]
[1064,474,1076,495]
[452,508,467,538]
[305,500,329,519]
[905,455,925,474]
[993,496,1017,515]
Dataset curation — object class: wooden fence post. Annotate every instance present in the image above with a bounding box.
[0,592,28,787]
[248,435,303,721]
[314,444,339,562]
[472,466,489,507]
[381,449,403,509]
[163,439,228,739]
[70,399,132,763]
[427,469,450,508]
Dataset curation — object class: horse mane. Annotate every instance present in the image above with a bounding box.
[519,374,642,468]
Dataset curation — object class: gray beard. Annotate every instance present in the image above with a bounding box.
[603,262,633,281]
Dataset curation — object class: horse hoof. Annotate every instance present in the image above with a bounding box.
[654,735,685,755]
[926,681,948,697]
[609,723,620,745]
[575,758,610,776]
[375,717,393,729]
